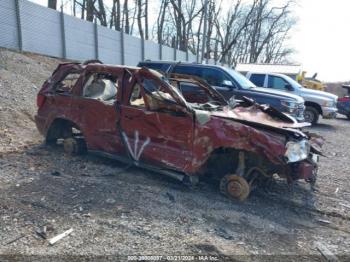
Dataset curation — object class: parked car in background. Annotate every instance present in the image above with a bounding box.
[337,85,350,119]
[35,62,323,201]
[138,61,306,122]
[245,72,338,124]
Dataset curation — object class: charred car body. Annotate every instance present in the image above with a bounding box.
[35,62,323,201]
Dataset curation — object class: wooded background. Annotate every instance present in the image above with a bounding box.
[46,0,297,66]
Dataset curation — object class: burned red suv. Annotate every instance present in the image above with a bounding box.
[35,61,323,201]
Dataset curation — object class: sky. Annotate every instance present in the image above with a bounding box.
[289,0,350,82]
[30,0,350,82]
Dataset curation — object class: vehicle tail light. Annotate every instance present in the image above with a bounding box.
[337,97,350,102]
[37,94,46,108]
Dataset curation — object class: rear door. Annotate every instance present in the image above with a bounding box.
[267,75,291,92]
[69,70,124,154]
[249,73,267,87]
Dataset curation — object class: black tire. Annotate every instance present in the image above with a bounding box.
[347,114,350,120]
[63,137,87,155]
[304,106,319,124]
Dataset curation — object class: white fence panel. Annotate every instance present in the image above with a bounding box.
[97,25,122,65]
[188,53,197,63]
[64,14,95,61]
[0,0,210,66]
[0,0,19,49]
[144,40,159,61]
[124,34,142,66]
[21,1,62,57]
[162,45,173,60]
[176,50,187,61]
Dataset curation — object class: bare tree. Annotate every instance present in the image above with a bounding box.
[123,0,130,33]
[48,0,57,10]
[136,0,144,39]
[86,0,95,22]
[54,0,296,65]
[155,0,169,44]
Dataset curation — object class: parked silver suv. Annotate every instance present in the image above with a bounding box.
[245,72,338,124]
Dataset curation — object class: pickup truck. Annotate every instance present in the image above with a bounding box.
[245,72,338,124]
[138,61,306,122]
[35,61,322,201]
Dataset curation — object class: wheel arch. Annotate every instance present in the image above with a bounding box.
[45,117,84,143]
[305,101,322,115]
[199,146,276,179]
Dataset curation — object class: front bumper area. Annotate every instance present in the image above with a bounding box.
[286,104,305,122]
[289,154,319,182]
[322,106,337,119]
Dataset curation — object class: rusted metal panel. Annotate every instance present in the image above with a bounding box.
[35,62,323,194]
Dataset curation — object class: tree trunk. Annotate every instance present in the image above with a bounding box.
[145,0,149,40]
[136,0,144,39]
[86,0,95,22]
[48,0,57,10]
[123,0,130,34]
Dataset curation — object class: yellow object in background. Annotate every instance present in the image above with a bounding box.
[296,71,325,91]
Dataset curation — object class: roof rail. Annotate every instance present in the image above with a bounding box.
[82,59,103,65]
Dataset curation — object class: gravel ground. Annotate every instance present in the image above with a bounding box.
[0,48,349,261]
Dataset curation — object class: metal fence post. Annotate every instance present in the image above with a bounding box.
[159,43,162,60]
[14,0,23,51]
[174,47,176,61]
[94,20,99,60]
[141,37,145,61]
[120,30,125,65]
[60,6,67,59]
[186,49,189,62]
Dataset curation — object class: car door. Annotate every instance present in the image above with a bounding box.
[69,70,124,155]
[249,73,267,87]
[199,67,236,99]
[173,66,236,100]
[267,75,291,92]
[119,70,193,171]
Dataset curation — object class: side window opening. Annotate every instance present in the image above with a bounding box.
[55,73,80,93]
[143,78,176,110]
[201,68,231,87]
[250,74,265,87]
[129,82,146,107]
[268,76,288,91]
[83,73,118,101]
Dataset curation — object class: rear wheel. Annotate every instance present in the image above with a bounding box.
[304,106,319,124]
[219,174,250,201]
[63,137,87,155]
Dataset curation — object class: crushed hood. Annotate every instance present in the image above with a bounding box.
[195,105,310,133]
[211,106,310,129]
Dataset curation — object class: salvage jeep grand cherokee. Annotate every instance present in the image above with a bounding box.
[35,61,323,201]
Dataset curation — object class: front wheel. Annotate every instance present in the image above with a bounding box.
[304,106,319,124]
[219,174,250,201]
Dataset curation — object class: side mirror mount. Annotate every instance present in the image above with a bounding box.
[222,80,233,87]
[285,83,294,91]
